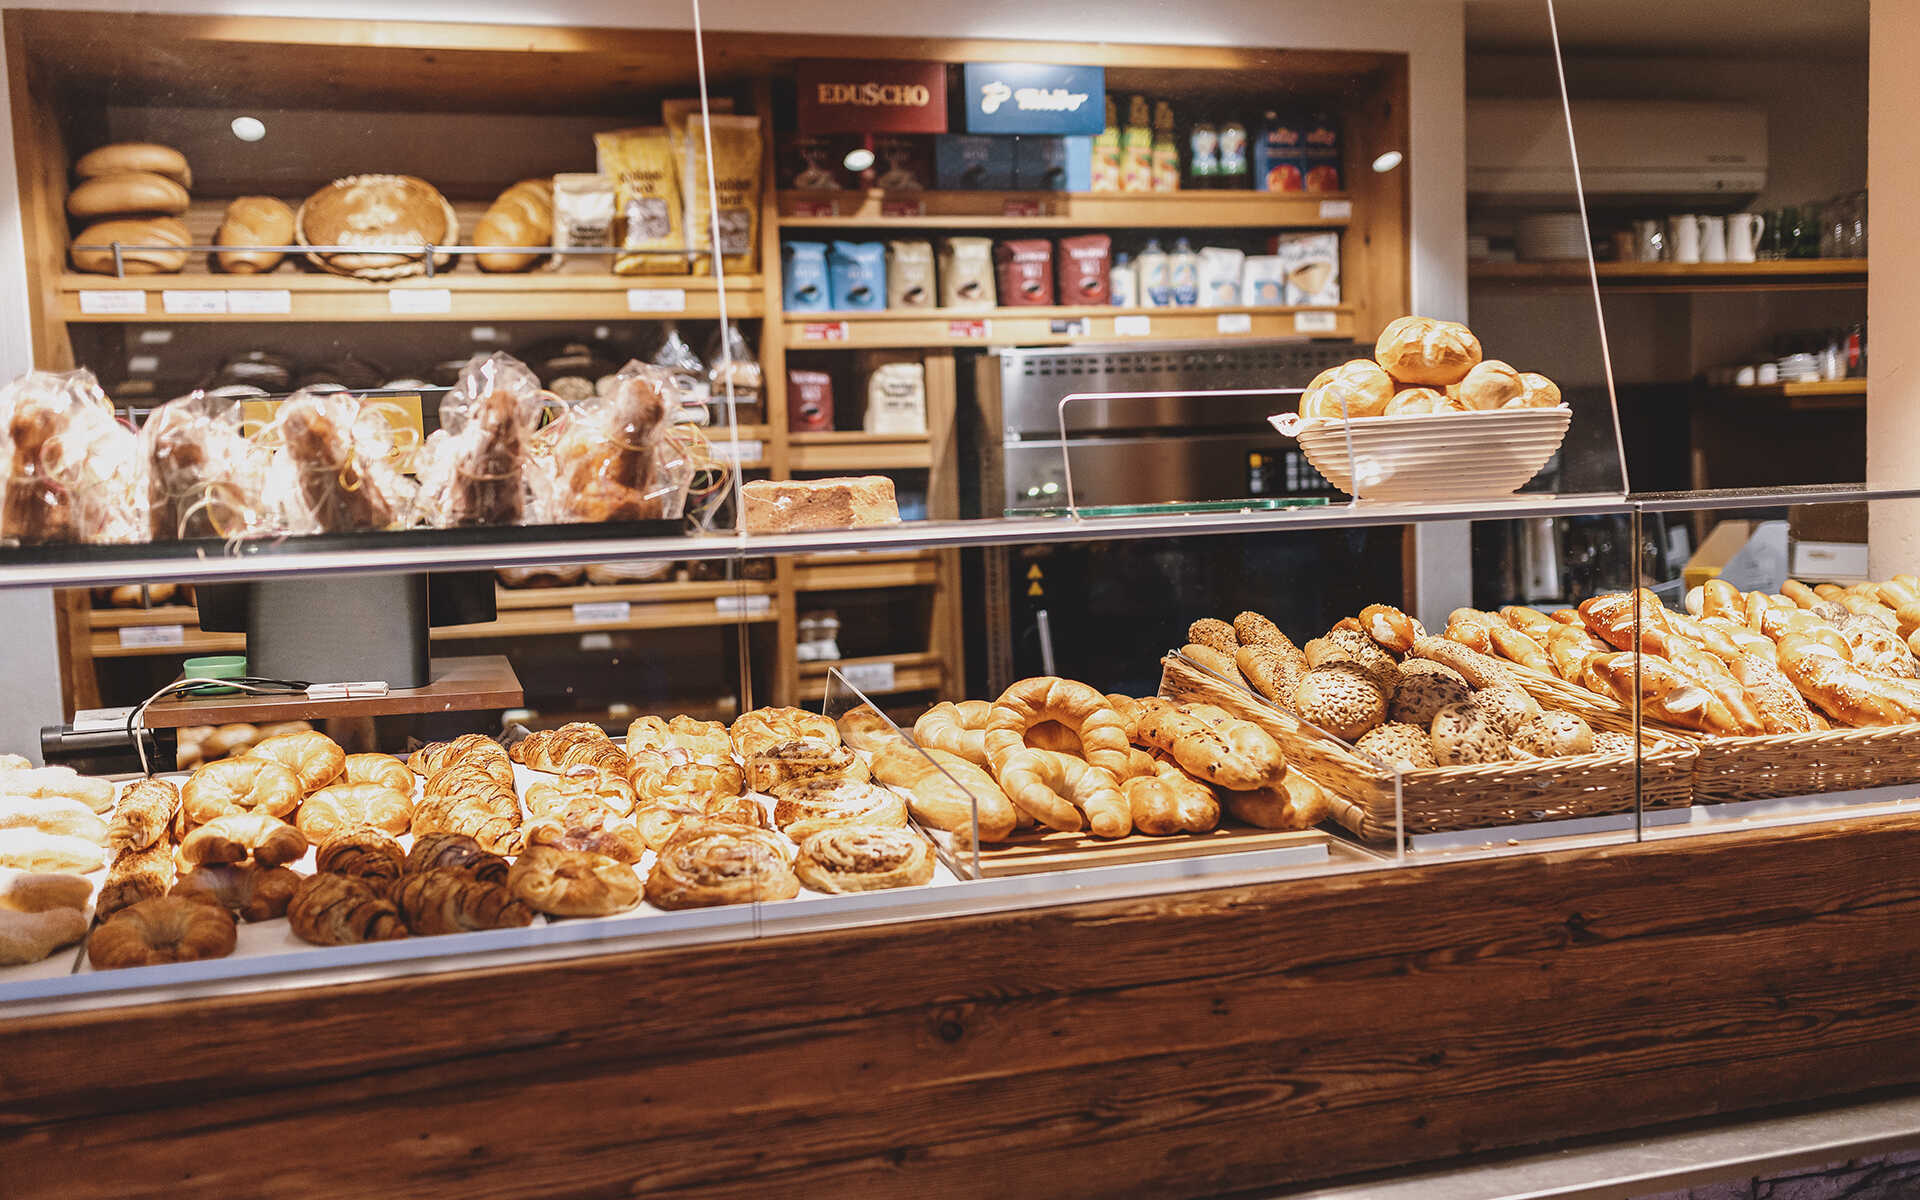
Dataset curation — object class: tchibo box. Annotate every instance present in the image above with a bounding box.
[872,135,933,191]
[1013,136,1093,190]
[935,134,1016,189]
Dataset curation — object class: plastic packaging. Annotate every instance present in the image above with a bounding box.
[547,361,693,524]
[142,389,264,541]
[705,322,765,426]
[414,352,543,529]
[263,388,417,534]
[651,323,710,421]
[0,368,130,545]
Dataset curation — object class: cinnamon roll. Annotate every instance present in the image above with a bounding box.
[770,779,908,842]
[643,823,798,909]
[794,825,935,894]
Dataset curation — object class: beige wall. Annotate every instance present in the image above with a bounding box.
[1867,0,1920,573]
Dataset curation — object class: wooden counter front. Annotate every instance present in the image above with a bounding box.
[9,813,1920,1197]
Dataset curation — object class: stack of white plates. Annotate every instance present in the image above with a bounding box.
[1270,407,1573,501]
[1516,212,1589,262]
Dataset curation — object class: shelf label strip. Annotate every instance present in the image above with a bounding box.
[627,287,688,313]
[572,601,632,624]
[389,288,453,314]
[715,594,773,616]
[118,625,185,648]
[77,290,148,315]
[840,660,897,692]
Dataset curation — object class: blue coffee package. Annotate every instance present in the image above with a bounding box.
[828,240,888,311]
[783,241,832,312]
[935,135,1016,189]
[1013,136,1094,190]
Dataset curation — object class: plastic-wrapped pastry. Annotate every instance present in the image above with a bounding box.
[0,368,124,546]
[265,387,415,533]
[547,362,689,523]
[141,390,264,541]
[414,353,543,528]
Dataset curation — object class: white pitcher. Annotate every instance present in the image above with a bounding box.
[1727,212,1765,262]
[1696,215,1728,263]
[1669,214,1701,264]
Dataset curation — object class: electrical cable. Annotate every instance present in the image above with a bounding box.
[125,675,311,778]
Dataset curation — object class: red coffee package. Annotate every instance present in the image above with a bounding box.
[1056,234,1112,305]
[994,238,1055,307]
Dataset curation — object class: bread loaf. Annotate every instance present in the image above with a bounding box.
[67,171,190,219]
[1373,316,1482,386]
[69,217,190,274]
[74,142,191,188]
[741,476,900,532]
[1299,359,1393,420]
[1456,359,1525,410]
[1513,372,1561,408]
[474,179,554,273]
[214,196,295,274]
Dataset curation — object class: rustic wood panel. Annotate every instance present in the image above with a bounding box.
[10,815,1920,1198]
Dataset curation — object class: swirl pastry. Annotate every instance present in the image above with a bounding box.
[627,752,744,808]
[730,707,837,759]
[744,739,869,795]
[297,782,413,842]
[794,825,935,894]
[522,799,646,863]
[508,845,641,917]
[625,714,733,763]
[770,779,908,842]
[181,758,302,826]
[644,823,799,910]
[245,731,346,794]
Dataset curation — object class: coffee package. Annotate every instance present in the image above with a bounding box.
[939,237,997,309]
[685,114,763,275]
[873,136,933,191]
[994,238,1055,307]
[828,241,888,311]
[1056,234,1111,305]
[1241,255,1287,306]
[866,362,928,435]
[1273,232,1340,305]
[595,128,683,275]
[1197,247,1245,307]
[788,370,834,432]
[887,241,936,309]
[779,133,861,190]
[549,174,615,274]
[784,241,832,311]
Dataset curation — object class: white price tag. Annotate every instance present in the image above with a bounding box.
[709,439,765,463]
[389,288,452,314]
[714,594,773,616]
[77,290,148,315]
[840,661,896,693]
[1294,310,1339,334]
[1216,312,1253,334]
[127,355,160,375]
[226,289,292,315]
[627,288,688,313]
[118,625,184,649]
[571,601,632,624]
[162,290,228,315]
[1318,199,1354,220]
[1113,315,1152,336]
[72,706,137,734]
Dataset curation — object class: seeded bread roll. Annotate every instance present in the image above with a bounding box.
[1355,722,1437,771]
[1294,665,1387,742]
[1473,685,1540,737]
[1186,618,1239,656]
[1307,628,1401,696]
[1235,644,1304,713]
[1513,711,1594,758]
[1429,701,1508,766]
[1390,663,1471,727]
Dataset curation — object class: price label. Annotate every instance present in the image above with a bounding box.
[708,439,765,463]
[118,625,185,649]
[1318,198,1354,221]
[1002,198,1043,217]
[1049,318,1091,336]
[162,290,228,315]
[1113,314,1152,336]
[947,319,990,340]
[1293,310,1339,334]
[72,706,137,734]
[571,601,632,624]
[801,321,850,342]
[126,355,160,375]
[627,288,687,313]
[791,199,836,218]
[714,594,773,616]
[77,290,148,315]
[389,288,452,314]
[226,289,292,314]
[840,661,897,693]
[1216,312,1253,334]
[881,198,926,218]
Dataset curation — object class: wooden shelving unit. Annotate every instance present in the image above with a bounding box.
[783,306,1352,349]
[788,431,934,472]
[1705,378,1866,411]
[1469,258,1868,293]
[797,650,945,696]
[777,189,1352,228]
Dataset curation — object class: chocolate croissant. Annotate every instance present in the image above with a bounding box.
[393,868,533,935]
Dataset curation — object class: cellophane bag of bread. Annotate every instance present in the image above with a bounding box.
[596,128,684,276]
[684,114,763,276]
[261,388,417,535]
[413,352,545,529]
[141,390,267,542]
[539,362,694,524]
[0,367,134,546]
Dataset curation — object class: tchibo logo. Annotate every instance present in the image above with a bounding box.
[817,82,933,107]
[979,80,1090,114]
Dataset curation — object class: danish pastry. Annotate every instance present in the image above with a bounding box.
[0,828,106,874]
[794,825,935,894]
[523,799,647,863]
[246,731,346,794]
[625,714,733,763]
[644,822,799,909]
[527,764,639,818]
[730,707,838,758]
[172,863,302,922]
[89,895,237,969]
[624,753,741,809]
[770,779,908,842]
[744,740,869,794]
[181,758,303,826]
[0,795,109,843]
[508,845,641,917]
[0,764,116,813]
[288,872,408,945]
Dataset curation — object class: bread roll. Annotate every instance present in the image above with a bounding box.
[1384,387,1450,416]
[67,171,191,219]
[69,217,190,275]
[1299,359,1393,420]
[214,196,295,274]
[1373,316,1482,386]
[74,142,191,188]
[1456,359,1525,410]
[474,179,554,273]
[1512,372,1562,409]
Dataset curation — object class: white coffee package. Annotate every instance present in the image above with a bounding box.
[1274,232,1340,305]
[1241,255,1287,306]
[866,362,928,434]
[1197,247,1245,307]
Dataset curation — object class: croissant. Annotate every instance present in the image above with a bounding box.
[288,873,408,945]
[911,700,994,767]
[298,782,413,842]
[405,832,509,883]
[412,795,524,855]
[408,734,514,787]
[868,741,1018,842]
[172,863,301,922]
[394,868,534,935]
[314,827,407,891]
[178,813,308,867]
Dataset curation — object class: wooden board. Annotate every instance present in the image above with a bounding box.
[11,814,1920,1198]
[977,824,1329,876]
[140,655,521,727]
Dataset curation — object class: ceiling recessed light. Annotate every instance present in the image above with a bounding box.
[843,146,876,172]
[230,116,266,142]
[1372,150,1404,173]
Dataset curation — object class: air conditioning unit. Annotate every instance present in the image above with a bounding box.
[1467,100,1767,201]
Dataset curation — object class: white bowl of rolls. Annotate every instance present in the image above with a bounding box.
[1270,316,1571,501]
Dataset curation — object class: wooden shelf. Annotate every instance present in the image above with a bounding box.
[788,431,934,471]
[492,578,774,609]
[783,305,1352,348]
[794,551,942,591]
[798,650,944,694]
[1469,258,1868,293]
[58,273,763,323]
[1706,378,1866,411]
[142,655,521,727]
[777,190,1352,229]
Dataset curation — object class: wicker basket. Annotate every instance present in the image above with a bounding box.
[1500,661,1920,804]
[1159,652,1694,845]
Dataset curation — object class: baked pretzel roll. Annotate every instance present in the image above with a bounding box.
[794,825,935,894]
[288,873,407,945]
[730,707,838,759]
[180,758,302,827]
[1298,358,1393,420]
[178,813,308,868]
[245,731,346,794]
[1373,316,1483,386]
[523,798,646,864]
[868,741,1019,843]
[1580,652,1752,735]
[405,832,508,884]
[297,782,413,842]
[912,700,994,767]
[88,896,236,970]
[341,753,414,795]
[644,822,799,910]
[1546,624,1611,682]
[770,779,908,843]
[107,778,179,853]
[1120,754,1221,836]
[509,844,640,917]
[172,863,301,923]
[994,748,1130,837]
[983,677,1132,781]
[1133,699,1287,791]
[315,828,406,891]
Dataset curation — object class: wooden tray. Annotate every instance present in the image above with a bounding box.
[1159,652,1694,845]
[974,825,1329,878]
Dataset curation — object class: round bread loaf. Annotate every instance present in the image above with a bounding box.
[69,217,190,274]
[1374,316,1483,386]
[67,171,191,219]
[215,196,296,274]
[1429,701,1508,765]
[1513,710,1594,758]
[73,142,191,188]
[1320,627,1402,695]
[1299,358,1393,420]
[297,174,456,280]
[1384,386,1451,416]
[1294,665,1387,742]
[474,179,554,273]
[1512,372,1562,409]
[1390,665,1471,727]
[1355,722,1438,771]
[1472,685,1540,737]
[1456,359,1525,411]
